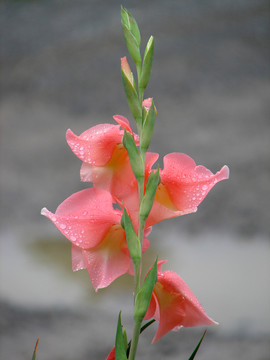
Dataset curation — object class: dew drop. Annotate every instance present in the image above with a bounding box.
[52,216,57,221]
[60,224,66,230]
[202,185,208,190]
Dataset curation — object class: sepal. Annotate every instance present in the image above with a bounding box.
[140,168,161,222]
[121,206,141,264]
[122,130,144,180]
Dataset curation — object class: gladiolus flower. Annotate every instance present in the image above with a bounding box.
[144,261,217,343]
[147,153,229,226]
[66,117,140,204]
[41,188,149,291]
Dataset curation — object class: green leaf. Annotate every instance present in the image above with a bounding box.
[115,312,128,360]
[139,168,160,222]
[134,259,157,321]
[121,206,141,264]
[141,99,156,153]
[188,330,207,360]
[122,130,144,180]
[121,69,142,125]
[140,36,154,90]
[32,338,39,360]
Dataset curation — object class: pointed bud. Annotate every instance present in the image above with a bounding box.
[134,259,157,321]
[121,57,136,88]
[121,59,142,125]
[123,130,144,180]
[141,98,156,153]
[140,168,161,222]
[121,206,141,264]
[121,7,141,66]
[140,36,154,90]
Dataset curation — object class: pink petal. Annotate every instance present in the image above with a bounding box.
[145,261,217,343]
[71,245,86,271]
[159,153,229,212]
[66,124,123,166]
[41,188,121,249]
[113,115,139,144]
[81,225,130,291]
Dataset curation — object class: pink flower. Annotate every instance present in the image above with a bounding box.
[147,153,229,226]
[144,261,217,343]
[66,117,140,204]
[41,188,149,291]
[66,117,160,211]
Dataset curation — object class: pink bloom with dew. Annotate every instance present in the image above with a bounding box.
[41,188,149,291]
[147,153,229,226]
[66,117,140,204]
[144,261,217,343]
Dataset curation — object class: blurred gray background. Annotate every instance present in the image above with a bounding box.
[1,0,270,359]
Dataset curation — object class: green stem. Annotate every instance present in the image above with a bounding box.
[128,319,142,360]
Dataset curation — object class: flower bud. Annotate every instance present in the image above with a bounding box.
[141,98,156,153]
[140,36,154,90]
[121,59,141,125]
[121,7,141,66]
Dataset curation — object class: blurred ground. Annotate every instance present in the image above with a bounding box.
[1,0,270,359]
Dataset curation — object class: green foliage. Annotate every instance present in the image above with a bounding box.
[139,168,160,222]
[188,330,207,360]
[123,130,144,180]
[121,7,141,66]
[121,206,141,264]
[140,36,154,91]
[115,312,128,360]
[134,259,157,321]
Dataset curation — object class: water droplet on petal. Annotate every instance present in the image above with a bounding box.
[60,224,66,230]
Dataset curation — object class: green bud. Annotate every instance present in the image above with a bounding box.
[140,168,160,222]
[121,7,141,66]
[134,259,157,321]
[121,206,141,264]
[123,130,144,180]
[141,99,156,153]
[115,312,128,360]
[121,66,142,125]
[140,36,154,90]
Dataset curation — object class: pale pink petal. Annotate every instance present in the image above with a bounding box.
[142,98,153,112]
[159,153,229,212]
[41,188,121,249]
[71,245,86,271]
[81,225,130,291]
